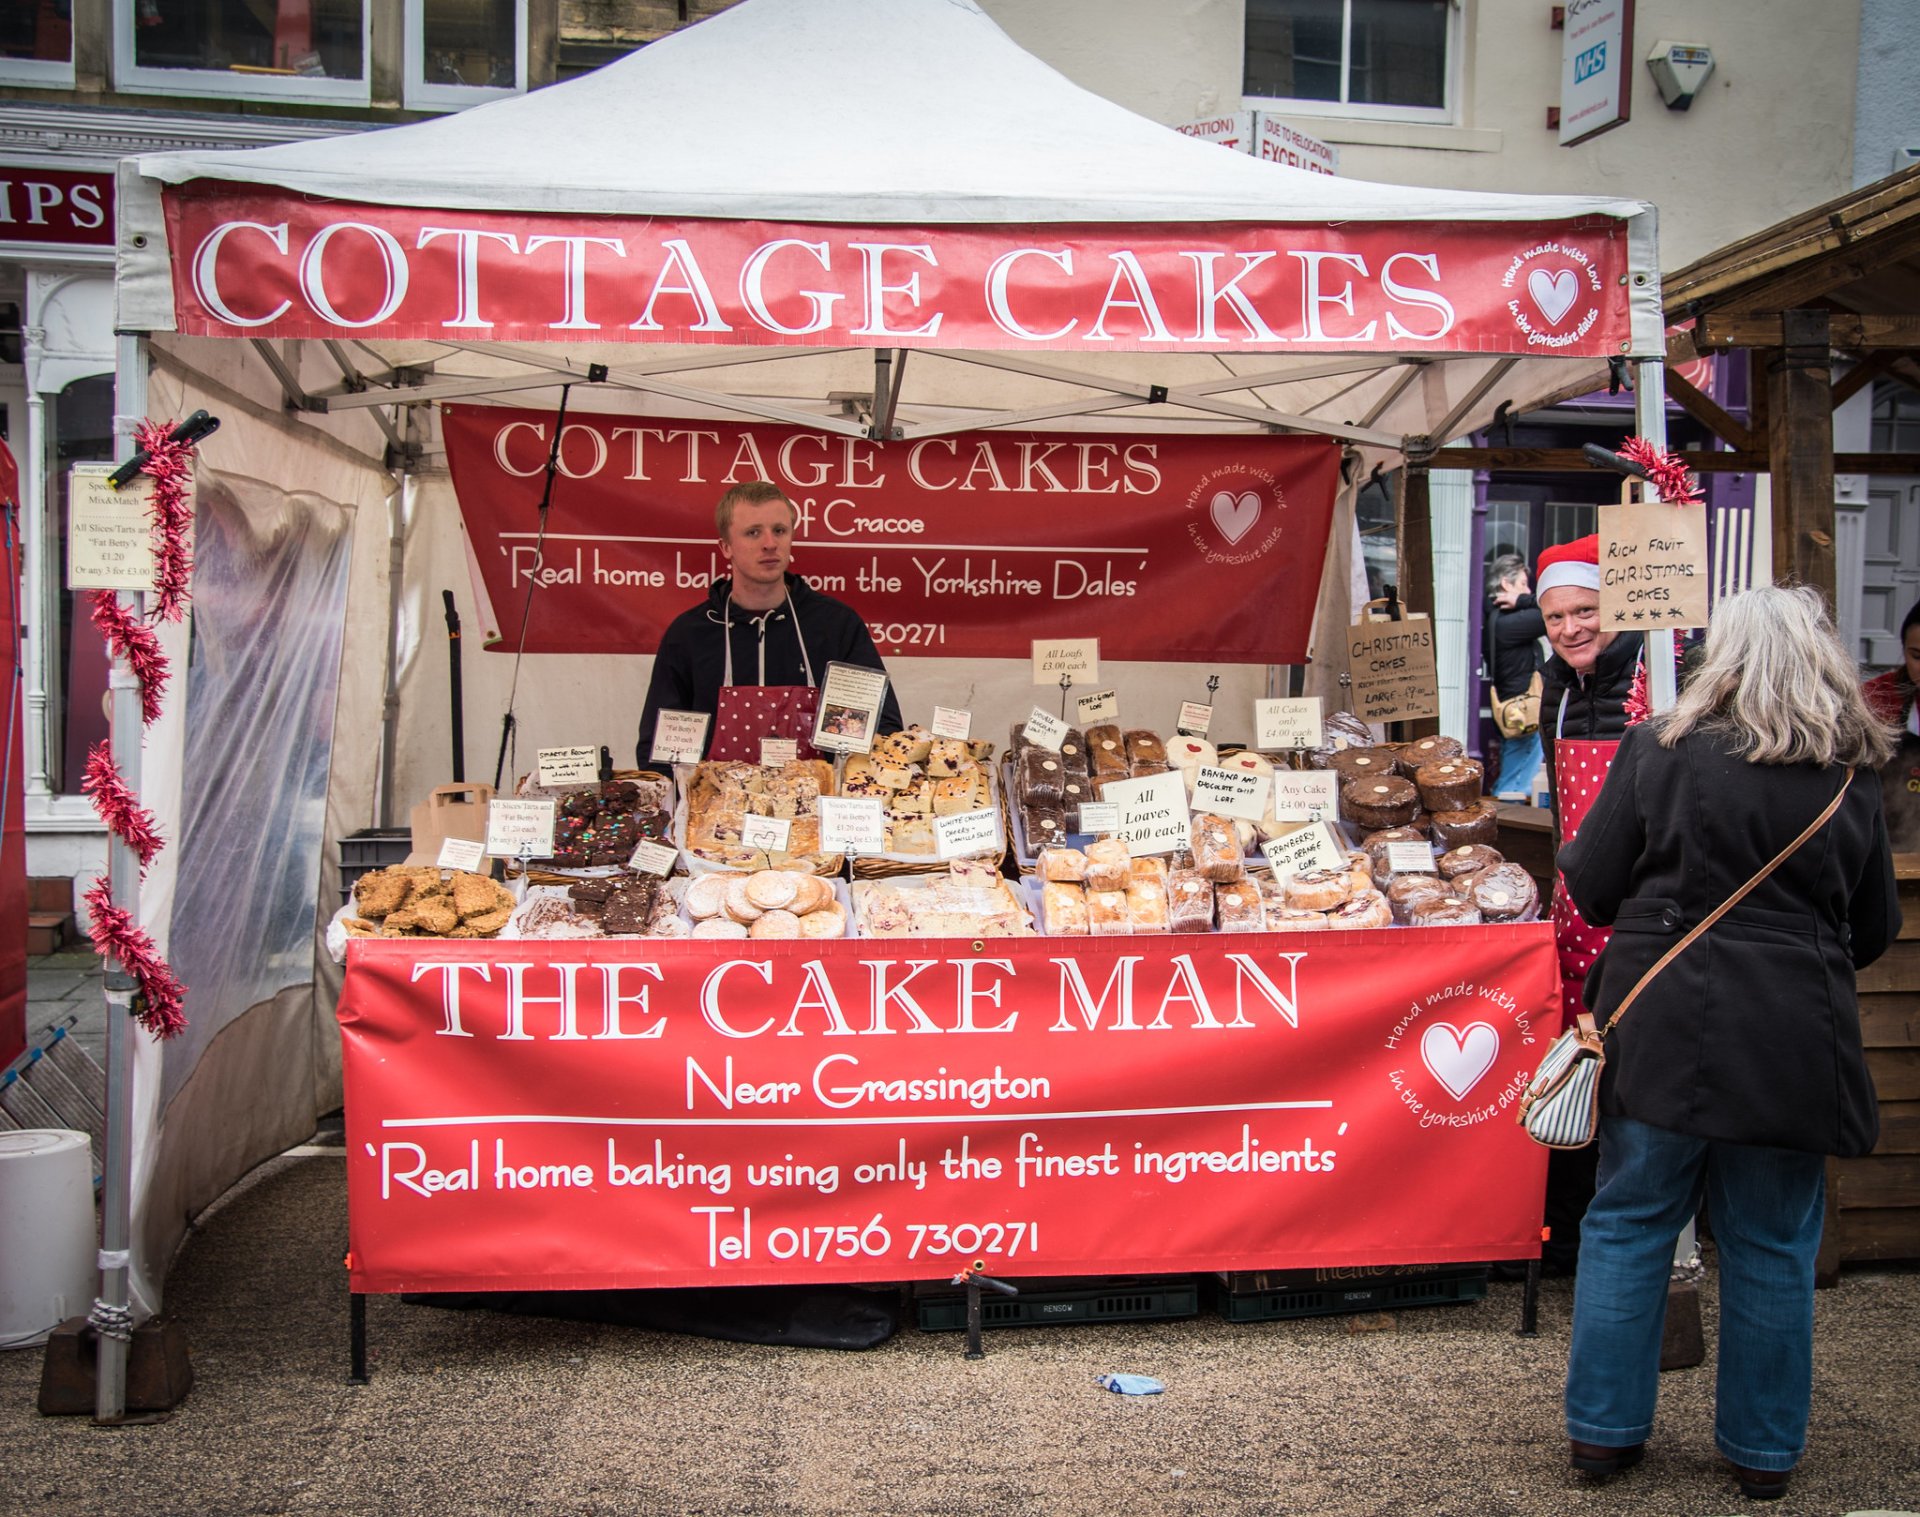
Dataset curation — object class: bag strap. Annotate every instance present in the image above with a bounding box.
[1585,769,1854,1040]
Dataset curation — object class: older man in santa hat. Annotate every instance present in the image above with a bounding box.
[1535,534,1644,1275]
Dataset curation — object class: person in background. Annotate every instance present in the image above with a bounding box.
[1487,551,1546,801]
[1535,534,1645,1276]
[637,480,901,764]
[1860,597,1920,728]
[1558,584,1896,1502]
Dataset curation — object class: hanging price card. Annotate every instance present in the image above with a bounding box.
[1021,708,1069,752]
[435,837,488,872]
[1270,771,1339,823]
[651,711,710,763]
[741,814,793,852]
[1260,822,1345,882]
[1032,639,1099,685]
[1255,697,1324,750]
[931,706,973,740]
[629,840,677,876]
[934,810,999,860]
[537,746,598,786]
[66,466,157,591]
[819,797,887,855]
[1190,764,1272,822]
[1075,689,1120,725]
[484,798,556,858]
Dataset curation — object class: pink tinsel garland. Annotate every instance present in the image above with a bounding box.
[1616,435,1702,507]
[82,876,187,1039]
[88,590,169,725]
[133,419,195,623]
[81,741,164,870]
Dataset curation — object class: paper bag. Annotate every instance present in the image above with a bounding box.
[406,782,495,866]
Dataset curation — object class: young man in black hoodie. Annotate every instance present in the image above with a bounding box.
[636,480,901,764]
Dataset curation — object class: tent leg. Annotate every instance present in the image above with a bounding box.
[350,1291,369,1383]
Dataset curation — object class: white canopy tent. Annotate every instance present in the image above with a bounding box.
[92,0,1663,1406]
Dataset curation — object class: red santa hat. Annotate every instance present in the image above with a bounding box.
[1535,535,1601,597]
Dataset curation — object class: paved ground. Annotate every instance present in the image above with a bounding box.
[4,956,1918,1517]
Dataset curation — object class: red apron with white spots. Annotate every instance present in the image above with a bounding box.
[708,684,821,763]
[1549,737,1618,1028]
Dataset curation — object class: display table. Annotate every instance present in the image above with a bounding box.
[339,925,1557,1294]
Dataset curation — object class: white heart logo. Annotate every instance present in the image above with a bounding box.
[1420,1020,1500,1101]
[1527,268,1579,325]
[1210,490,1260,545]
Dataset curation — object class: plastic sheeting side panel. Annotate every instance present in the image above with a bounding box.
[161,472,353,1109]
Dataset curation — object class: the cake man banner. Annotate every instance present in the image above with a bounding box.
[337,928,1557,1293]
[440,407,1341,663]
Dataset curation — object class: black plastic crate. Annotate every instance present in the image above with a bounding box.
[916,1276,1200,1333]
[338,829,414,901]
[1215,1265,1487,1323]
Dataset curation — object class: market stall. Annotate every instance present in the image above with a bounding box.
[94,0,1665,1382]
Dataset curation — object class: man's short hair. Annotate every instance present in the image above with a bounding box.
[1486,552,1528,595]
[716,480,797,536]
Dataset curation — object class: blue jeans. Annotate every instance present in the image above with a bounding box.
[1493,728,1543,800]
[1565,1115,1826,1473]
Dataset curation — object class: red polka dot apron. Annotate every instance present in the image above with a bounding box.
[707,591,822,763]
[1549,727,1619,1030]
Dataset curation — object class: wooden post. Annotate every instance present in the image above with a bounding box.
[1766,309,1836,599]
[1395,442,1439,740]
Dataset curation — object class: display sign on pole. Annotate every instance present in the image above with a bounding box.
[1260,822,1346,882]
[930,707,973,741]
[1270,771,1339,824]
[1559,0,1635,146]
[1598,499,1711,631]
[1191,765,1271,823]
[934,809,999,860]
[1348,611,1438,724]
[1032,639,1099,686]
[484,799,556,858]
[1103,770,1191,857]
[812,662,890,755]
[651,711,710,764]
[1075,689,1120,725]
[819,797,887,855]
[536,746,598,786]
[1256,697,1324,751]
[66,465,157,591]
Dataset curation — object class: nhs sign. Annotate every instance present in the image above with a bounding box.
[1559,0,1633,146]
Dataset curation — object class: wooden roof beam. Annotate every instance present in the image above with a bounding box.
[1692,312,1920,351]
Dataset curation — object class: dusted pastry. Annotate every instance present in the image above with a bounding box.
[1438,842,1504,880]
[1429,798,1501,849]
[1039,846,1089,883]
[1214,883,1265,933]
[1189,813,1245,883]
[1342,775,1420,831]
[1167,869,1215,933]
[1085,836,1131,892]
[1414,759,1484,813]
[1042,881,1090,936]
[925,737,970,777]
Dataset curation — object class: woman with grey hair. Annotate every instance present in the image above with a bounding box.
[1556,585,1899,1501]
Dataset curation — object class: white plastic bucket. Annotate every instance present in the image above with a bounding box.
[0,1129,96,1350]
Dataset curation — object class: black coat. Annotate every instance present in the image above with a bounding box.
[636,575,902,764]
[1489,593,1544,700]
[1560,724,1899,1157]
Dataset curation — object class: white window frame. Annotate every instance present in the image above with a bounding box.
[113,0,372,107]
[404,0,528,112]
[1243,0,1460,127]
[0,56,77,90]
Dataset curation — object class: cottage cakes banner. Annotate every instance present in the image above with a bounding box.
[440,407,1342,662]
[338,928,1557,1292]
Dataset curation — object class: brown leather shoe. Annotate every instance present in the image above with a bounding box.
[1732,1465,1791,1501]
[1570,1439,1645,1477]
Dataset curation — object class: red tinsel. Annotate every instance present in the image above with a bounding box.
[81,741,164,870]
[1616,435,1703,507]
[88,590,169,725]
[1625,641,1689,727]
[133,418,195,623]
[82,876,187,1040]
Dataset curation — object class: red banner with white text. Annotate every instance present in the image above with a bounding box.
[442,408,1341,662]
[338,928,1556,1292]
[161,184,1634,356]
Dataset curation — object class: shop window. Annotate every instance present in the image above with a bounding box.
[1355,466,1398,602]
[114,0,370,106]
[1244,0,1453,123]
[47,373,115,796]
[0,0,76,86]
[1870,379,1920,453]
[1482,499,1529,582]
[1546,501,1597,548]
[405,0,526,111]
